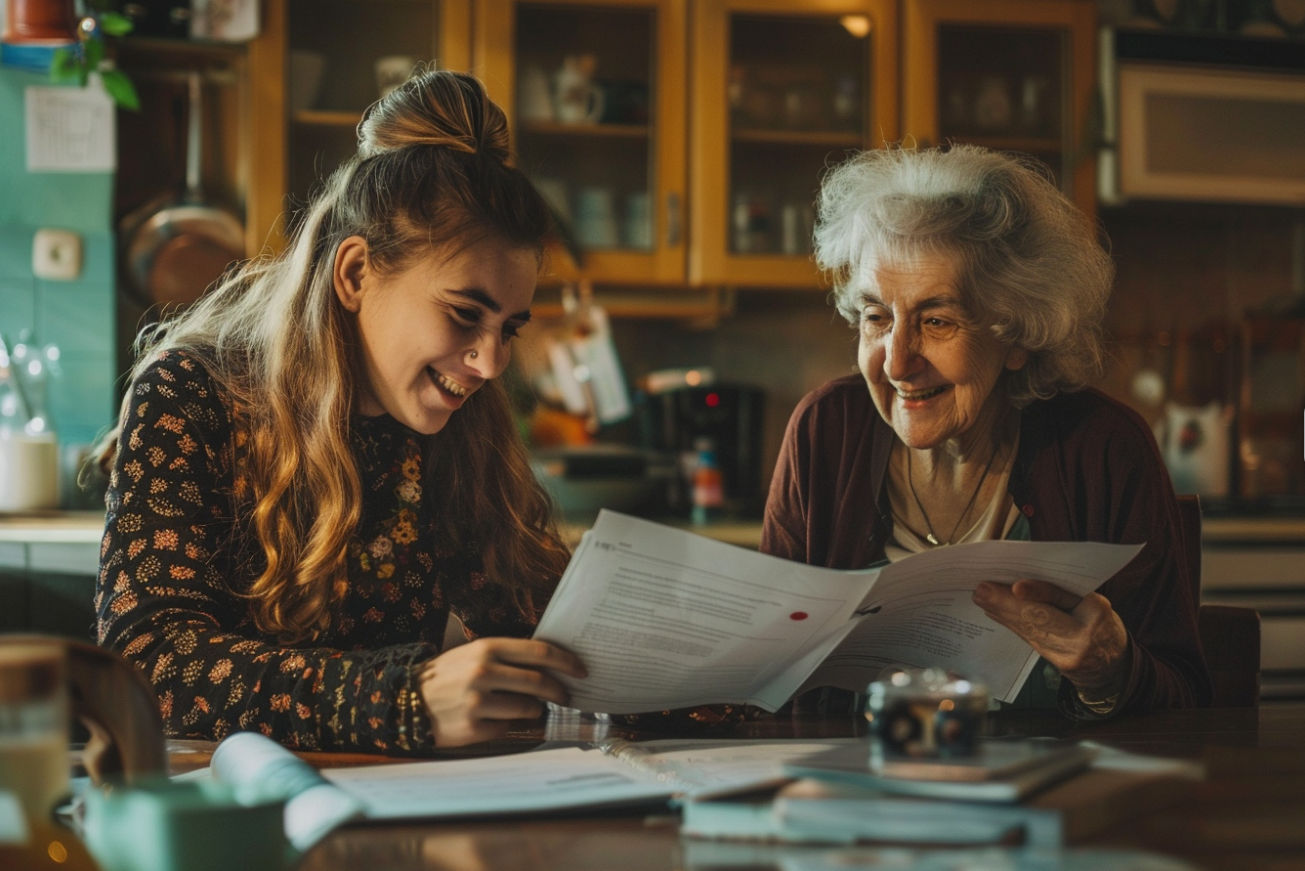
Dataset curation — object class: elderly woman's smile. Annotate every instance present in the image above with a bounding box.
[857,258,1026,453]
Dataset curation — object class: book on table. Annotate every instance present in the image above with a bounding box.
[533,510,1142,714]
[680,741,1203,849]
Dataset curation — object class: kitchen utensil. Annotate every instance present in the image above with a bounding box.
[121,71,245,309]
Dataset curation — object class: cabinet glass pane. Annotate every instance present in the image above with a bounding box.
[727,15,868,256]
[935,25,1065,185]
[286,0,439,229]
[515,5,655,252]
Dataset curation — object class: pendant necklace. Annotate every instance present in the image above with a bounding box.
[907,442,1000,546]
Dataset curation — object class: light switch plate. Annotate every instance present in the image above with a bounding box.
[33,228,83,281]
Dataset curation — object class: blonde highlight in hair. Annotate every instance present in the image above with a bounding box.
[105,70,566,642]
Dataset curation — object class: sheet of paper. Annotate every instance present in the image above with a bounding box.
[534,513,876,713]
[25,82,116,172]
[323,747,677,818]
[804,539,1143,703]
[536,511,1142,712]
[598,738,860,795]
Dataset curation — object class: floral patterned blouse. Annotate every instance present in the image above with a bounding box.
[95,351,544,754]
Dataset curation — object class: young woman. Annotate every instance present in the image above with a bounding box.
[95,70,586,753]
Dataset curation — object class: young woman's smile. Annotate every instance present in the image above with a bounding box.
[334,235,538,434]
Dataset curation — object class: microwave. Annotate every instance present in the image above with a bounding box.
[1098,29,1305,205]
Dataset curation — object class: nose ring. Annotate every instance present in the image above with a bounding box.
[469,350,478,359]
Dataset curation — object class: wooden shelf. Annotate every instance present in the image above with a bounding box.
[942,134,1062,152]
[293,109,364,127]
[731,128,863,147]
[518,121,650,138]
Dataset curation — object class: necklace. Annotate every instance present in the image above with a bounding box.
[906,442,1001,546]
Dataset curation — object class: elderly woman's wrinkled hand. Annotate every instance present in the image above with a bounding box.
[972,579,1131,694]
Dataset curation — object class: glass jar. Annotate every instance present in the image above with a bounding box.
[865,667,988,766]
[0,641,70,825]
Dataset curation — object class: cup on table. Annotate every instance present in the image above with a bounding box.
[82,779,296,871]
[865,667,989,765]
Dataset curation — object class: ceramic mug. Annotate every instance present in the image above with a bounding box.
[553,55,605,124]
[0,431,58,511]
[375,55,417,99]
[82,778,296,871]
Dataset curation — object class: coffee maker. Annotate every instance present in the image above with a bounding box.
[635,384,766,516]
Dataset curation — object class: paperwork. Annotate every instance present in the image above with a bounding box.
[534,511,1142,713]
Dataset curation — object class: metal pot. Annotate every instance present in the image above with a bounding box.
[120,71,245,309]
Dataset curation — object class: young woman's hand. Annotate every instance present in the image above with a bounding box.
[417,638,587,746]
[972,579,1131,696]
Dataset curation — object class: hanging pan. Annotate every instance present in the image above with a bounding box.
[120,70,246,309]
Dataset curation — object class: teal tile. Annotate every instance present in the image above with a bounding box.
[0,278,36,340]
[39,282,114,353]
[45,350,116,444]
[81,231,114,278]
[0,225,33,280]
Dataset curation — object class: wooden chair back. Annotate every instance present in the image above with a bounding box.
[0,635,168,782]
[1176,495,1262,708]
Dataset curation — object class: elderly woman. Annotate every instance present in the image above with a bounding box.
[762,145,1210,718]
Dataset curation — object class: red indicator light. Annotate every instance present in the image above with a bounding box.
[705,392,720,407]
[790,611,808,621]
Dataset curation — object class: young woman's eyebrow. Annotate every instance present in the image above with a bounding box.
[448,288,531,321]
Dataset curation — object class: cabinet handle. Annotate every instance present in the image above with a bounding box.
[666,192,682,247]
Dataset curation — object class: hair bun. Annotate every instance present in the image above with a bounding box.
[358,69,512,165]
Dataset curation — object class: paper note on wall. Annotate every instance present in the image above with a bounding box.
[25,81,116,172]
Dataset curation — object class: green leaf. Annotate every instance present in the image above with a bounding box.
[84,38,104,70]
[99,12,135,36]
[101,69,141,111]
[50,48,80,82]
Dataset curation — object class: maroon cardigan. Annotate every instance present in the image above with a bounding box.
[761,374,1211,715]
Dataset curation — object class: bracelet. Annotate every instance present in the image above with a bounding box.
[1075,688,1120,716]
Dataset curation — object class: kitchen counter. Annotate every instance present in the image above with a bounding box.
[3,511,1305,552]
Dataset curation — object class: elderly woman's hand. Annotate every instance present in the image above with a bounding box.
[972,580,1131,696]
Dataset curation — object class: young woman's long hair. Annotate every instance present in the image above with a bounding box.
[106,70,568,643]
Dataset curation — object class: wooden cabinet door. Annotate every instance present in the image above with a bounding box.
[902,0,1096,214]
[689,0,897,289]
[246,0,472,254]
[475,0,688,286]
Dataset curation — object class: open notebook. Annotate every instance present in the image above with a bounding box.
[207,731,857,850]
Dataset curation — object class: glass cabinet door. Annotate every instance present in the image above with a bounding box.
[246,0,471,250]
[284,0,470,235]
[902,0,1096,213]
[690,0,897,288]
[476,0,688,286]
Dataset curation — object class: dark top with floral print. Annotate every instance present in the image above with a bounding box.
[95,351,543,754]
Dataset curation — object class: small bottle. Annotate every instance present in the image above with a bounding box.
[691,437,725,525]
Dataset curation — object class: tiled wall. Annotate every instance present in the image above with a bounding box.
[0,67,117,507]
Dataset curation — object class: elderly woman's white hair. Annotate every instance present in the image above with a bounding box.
[814,144,1114,406]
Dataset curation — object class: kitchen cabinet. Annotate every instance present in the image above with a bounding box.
[901,0,1097,214]
[690,0,897,287]
[244,0,472,254]
[474,0,897,291]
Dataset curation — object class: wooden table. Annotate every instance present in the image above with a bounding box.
[228,704,1305,871]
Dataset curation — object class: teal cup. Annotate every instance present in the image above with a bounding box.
[82,778,297,871]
